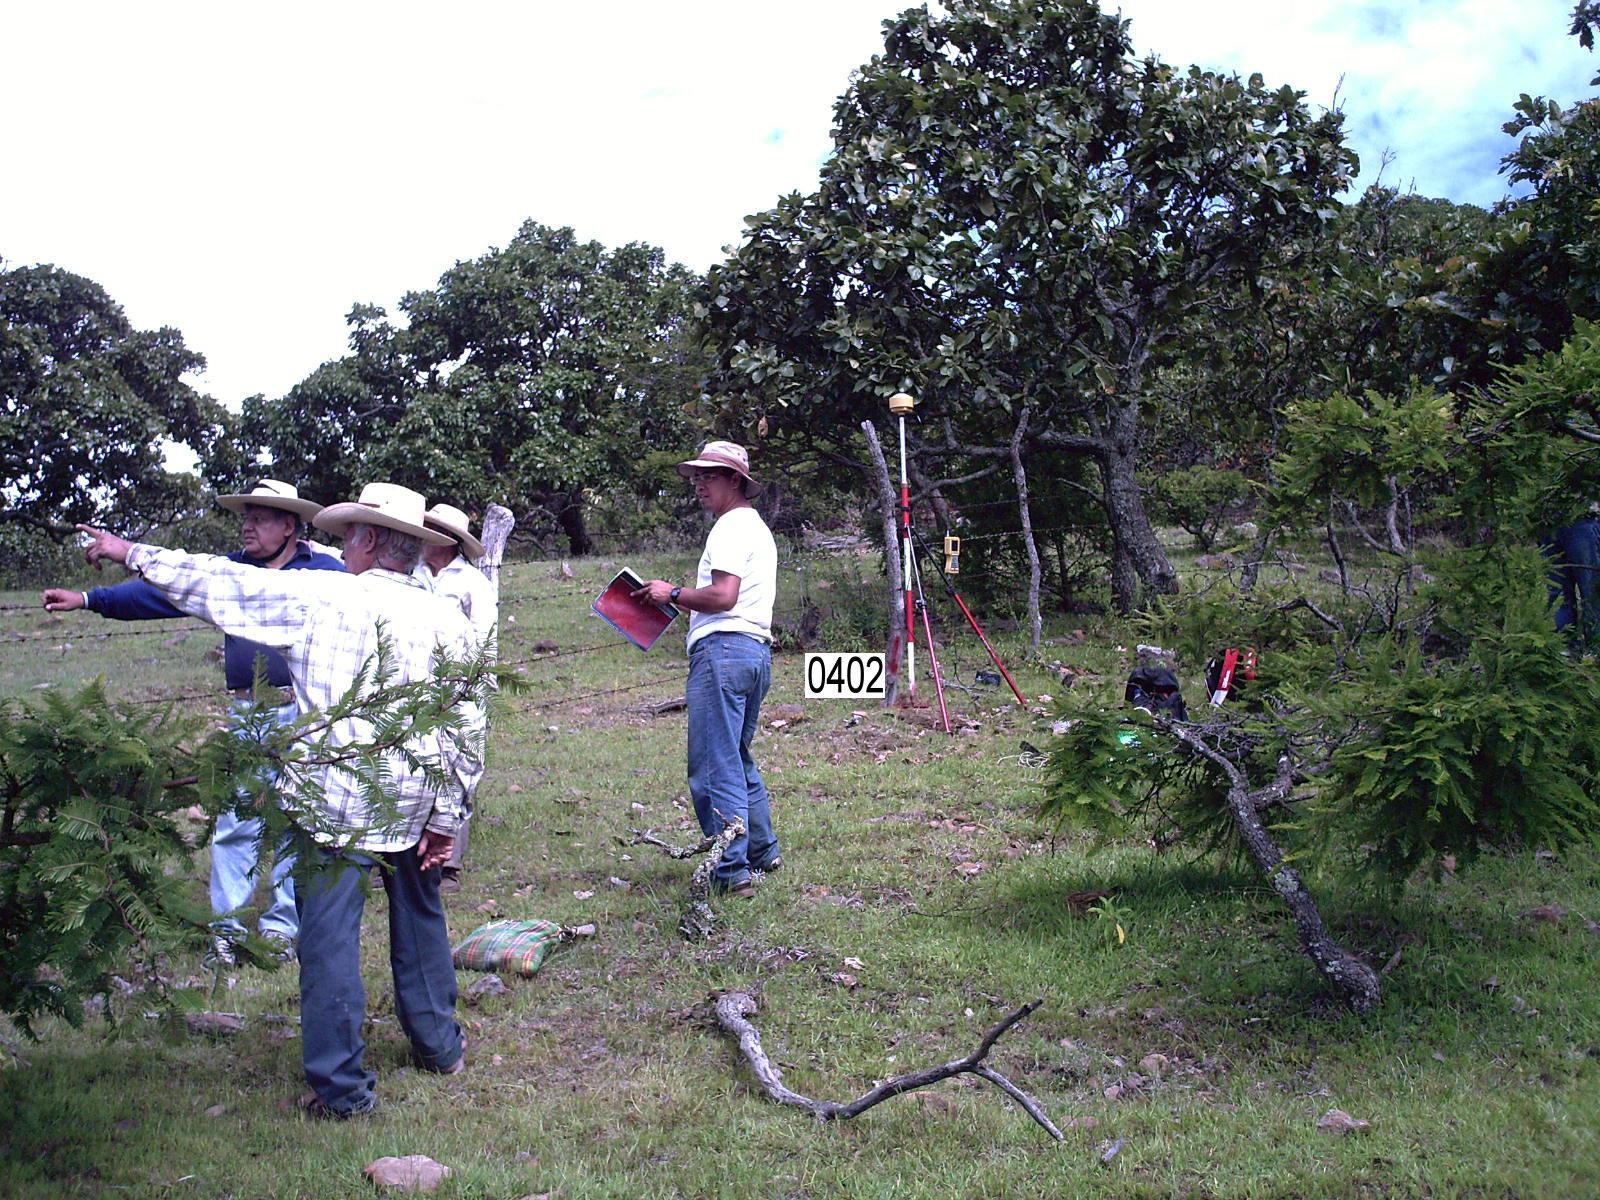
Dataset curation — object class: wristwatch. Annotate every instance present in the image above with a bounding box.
[670,586,682,605]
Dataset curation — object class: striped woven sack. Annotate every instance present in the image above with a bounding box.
[452,919,570,977]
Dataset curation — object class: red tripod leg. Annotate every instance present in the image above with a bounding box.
[918,601,951,733]
[950,590,1028,707]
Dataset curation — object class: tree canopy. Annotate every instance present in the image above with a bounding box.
[1,262,225,537]
[698,0,1354,612]
[238,224,704,552]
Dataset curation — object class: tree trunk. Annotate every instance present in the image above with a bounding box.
[861,421,906,707]
[1166,732,1381,1014]
[554,491,594,557]
[1099,408,1177,612]
[1009,408,1042,654]
[476,504,515,593]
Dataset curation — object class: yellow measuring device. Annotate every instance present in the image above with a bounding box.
[943,535,961,576]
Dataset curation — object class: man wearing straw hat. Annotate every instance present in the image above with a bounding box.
[416,502,498,892]
[76,482,485,1118]
[633,440,780,898]
[41,479,343,966]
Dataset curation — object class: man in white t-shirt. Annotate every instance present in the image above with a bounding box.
[633,441,779,897]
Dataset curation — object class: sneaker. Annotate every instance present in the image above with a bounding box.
[262,934,296,965]
[202,937,237,970]
[297,1091,378,1119]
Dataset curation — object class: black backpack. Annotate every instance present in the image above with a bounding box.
[1124,665,1188,720]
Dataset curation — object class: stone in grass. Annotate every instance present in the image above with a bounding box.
[465,973,508,1002]
[186,1012,246,1037]
[1316,1108,1371,1135]
[364,1155,451,1193]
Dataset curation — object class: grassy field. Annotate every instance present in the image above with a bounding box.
[2,551,1598,1199]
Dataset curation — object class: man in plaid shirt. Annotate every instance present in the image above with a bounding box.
[79,482,485,1118]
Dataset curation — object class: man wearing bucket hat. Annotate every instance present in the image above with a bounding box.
[75,481,486,1118]
[633,440,780,898]
[42,480,344,966]
[416,502,498,892]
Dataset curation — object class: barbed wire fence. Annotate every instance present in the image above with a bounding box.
[0,530,1072,713]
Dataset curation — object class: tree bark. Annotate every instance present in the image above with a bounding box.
[861,421,906,707]
[1099,424,1177,611]
[711,991,1063,1140]
[1164,729,1381,1013]
[1009,408,1042,654]
[553,490,594,557]
[476,504,515,593]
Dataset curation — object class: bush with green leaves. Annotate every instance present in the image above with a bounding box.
[0,633,501,1037]
[1149,465,1253,552]
[1046,306,1600,1010]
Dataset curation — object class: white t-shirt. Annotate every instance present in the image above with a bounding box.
[686,506,777,651]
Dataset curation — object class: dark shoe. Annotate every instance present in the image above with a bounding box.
[727,880,757,900]
[439,868,461,895]
[753,855,782,875]
[297,1091,378,1119]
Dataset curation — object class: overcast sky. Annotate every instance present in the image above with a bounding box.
[3,1,1595,409]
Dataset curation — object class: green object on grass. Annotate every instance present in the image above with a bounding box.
[452,919,570,977]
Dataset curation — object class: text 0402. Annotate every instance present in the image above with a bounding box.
[803,653,887,699]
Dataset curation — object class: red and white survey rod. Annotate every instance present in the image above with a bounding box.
[890,391,917,697]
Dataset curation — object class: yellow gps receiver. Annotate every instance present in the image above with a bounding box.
[943,535,960,575]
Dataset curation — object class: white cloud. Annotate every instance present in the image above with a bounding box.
[2,1,1594,408]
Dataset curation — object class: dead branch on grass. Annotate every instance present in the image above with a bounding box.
[712,991,1064,1141]
[631,818,747,939]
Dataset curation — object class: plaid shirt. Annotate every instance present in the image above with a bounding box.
[415,554,499,648]
[128,545,486,852]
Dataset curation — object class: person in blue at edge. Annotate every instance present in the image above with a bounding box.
[41,479,344,966]
[633,441,780,898]
[1541,507,1600,651]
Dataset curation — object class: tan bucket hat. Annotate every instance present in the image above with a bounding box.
[424,504,485,560]
[216,479,323,520]
[313,482,455,546]
[676,440,763,497]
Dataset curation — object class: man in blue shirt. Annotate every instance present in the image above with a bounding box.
[42,479,344,966]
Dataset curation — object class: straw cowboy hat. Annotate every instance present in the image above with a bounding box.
[313,482,455,546]
[423,504,485,560]
[216,479,323,520]
[676,440,763,497]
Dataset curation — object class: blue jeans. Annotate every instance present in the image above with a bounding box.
[295,845,462,1114]
[686,632,778,886]
[1543,517,1600,646]
[211,700,299,940]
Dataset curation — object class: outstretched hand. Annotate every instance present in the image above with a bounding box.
[75,525,133,571]
[40,588,87,612]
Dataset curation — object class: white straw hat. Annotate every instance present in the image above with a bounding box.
[216,479,323,520]
[313,482,455,546]
[423,504,485,559]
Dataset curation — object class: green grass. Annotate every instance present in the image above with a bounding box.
[3,553,1599,1198]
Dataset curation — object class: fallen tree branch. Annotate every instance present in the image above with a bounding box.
[632,818,746,939]
[630,828,716,859]
[712,991,1063,1141]
[1162,723,1380,1014]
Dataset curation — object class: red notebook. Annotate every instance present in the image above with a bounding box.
[592,568,681,651]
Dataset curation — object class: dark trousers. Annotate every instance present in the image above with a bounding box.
[1543,516,1600,646]
[296,845,462,1113]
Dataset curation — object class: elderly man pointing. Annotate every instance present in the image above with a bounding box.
[78,482,485,1118]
